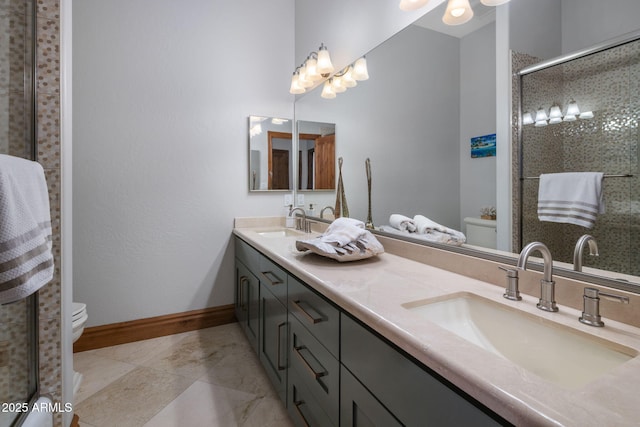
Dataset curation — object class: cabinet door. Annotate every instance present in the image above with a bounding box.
[260,282,288,403]
[288,363,336,427]
[341,366,402,427]
[235,260,259,352]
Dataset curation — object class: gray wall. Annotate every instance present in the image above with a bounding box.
[73,0,294,326]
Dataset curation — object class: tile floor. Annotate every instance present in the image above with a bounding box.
[73,323,294,427]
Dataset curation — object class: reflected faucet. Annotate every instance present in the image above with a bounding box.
[289,206,309,232]
[517,242,558,312]
[573,235,599,272]
[320,206,335,219]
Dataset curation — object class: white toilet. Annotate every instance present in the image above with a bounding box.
[463,217,497,249]
[72,302,88,398]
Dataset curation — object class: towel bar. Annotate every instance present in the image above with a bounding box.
[521,173,633,180]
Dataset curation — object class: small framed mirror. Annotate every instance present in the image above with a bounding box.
[248,115,293,191]
[297,120,336,191]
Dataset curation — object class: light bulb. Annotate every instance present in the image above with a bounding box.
[534,107,548,122]
[305,57,321,81]
[341,67,357,88]
[331,76,347,93]
[289,73,305,95]
[566,100,580,116]
[522,112,533,125]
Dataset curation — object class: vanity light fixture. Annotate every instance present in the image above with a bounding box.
[321,57,369,99]
[289,43,334,95]
[399,0,430,11]
[522,112,534,125]
[442,0,474,25]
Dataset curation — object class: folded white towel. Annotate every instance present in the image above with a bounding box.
[389,214,417,232]
[537,172,604,229]
[295,217,384,261]
[322,217,366,247]
[0,155,54,304]
[413,215,466,245]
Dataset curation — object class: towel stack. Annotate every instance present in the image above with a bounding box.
[379,214,466,246]
[0,154,54,304]
[537,172,604,229]
[295,218,384,261]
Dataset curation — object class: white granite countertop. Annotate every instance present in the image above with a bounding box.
[233,222,640,427]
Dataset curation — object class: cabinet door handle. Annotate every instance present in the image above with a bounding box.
[294,344,327,380]
[293,399,311,427]
[262,270,283,286]
[276,321,287,371]
[291,300,323,324]
[239,276,248,311]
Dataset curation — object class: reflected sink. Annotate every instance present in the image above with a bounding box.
[256,228,305,238]
[402,292,636,389]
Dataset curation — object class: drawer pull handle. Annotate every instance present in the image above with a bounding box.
[293,399,311,427]
[239,276,248,311]
[294,345,327,380]
[291,300,323,324]
[276,322,287,371]
[262,270,283,286]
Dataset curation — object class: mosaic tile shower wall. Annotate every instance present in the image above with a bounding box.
[517,40,640,277]
[0,0,62,425]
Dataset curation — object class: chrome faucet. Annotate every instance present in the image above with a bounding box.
[320,205,335,219]
[289,206,310,232]
[573,235,599,271]
[517,242,557,312]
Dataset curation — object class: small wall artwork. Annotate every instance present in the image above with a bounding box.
[470,133,496,158]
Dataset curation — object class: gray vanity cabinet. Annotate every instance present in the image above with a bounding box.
[258,258,289,404]
[234,240,260,352]
[341,314,506,427]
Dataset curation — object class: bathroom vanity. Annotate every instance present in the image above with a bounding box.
[233,217,640,427]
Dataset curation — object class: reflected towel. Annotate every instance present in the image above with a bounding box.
[389,214,417,232]
[537,172,604,229]
[0,155,53,304]
[413,215,466,245]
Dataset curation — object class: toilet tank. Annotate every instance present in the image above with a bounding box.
[463,217,497,249]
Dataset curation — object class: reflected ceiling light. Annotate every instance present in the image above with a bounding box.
[289,43,334,95]
[566,99,580,116]
[579,111,594,119]
[321,80,336,99]
[480,0,510,5]
[443,0,473,25]
[249,123,262,137]
[331,76,347,93]
[271,118,288,125]
[341,66,358,88]
[534,107,548,127]
[548,104,563,124]
[399,0,430,11]
[522,112,534,125]
[352,57,370,81]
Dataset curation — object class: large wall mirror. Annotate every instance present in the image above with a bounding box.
[294,0,640,292]
[248,115,293,191]
[297,120,336,191]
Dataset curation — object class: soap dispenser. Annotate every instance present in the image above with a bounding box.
[307,203,315,217]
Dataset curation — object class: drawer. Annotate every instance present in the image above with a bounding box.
[341,314,505,427]
[290,315,339,426]
[235,237,260,273]
[288,360,337,427]
[258,255,288,302]
[288,276,340,358]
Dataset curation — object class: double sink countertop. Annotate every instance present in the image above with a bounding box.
[233,218,640,427]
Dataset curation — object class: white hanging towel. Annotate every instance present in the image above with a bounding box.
[537,172,604,229]
[0,154,54,304]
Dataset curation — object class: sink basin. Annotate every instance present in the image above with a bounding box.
[256,228,305,238]
[402,292,636,389]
